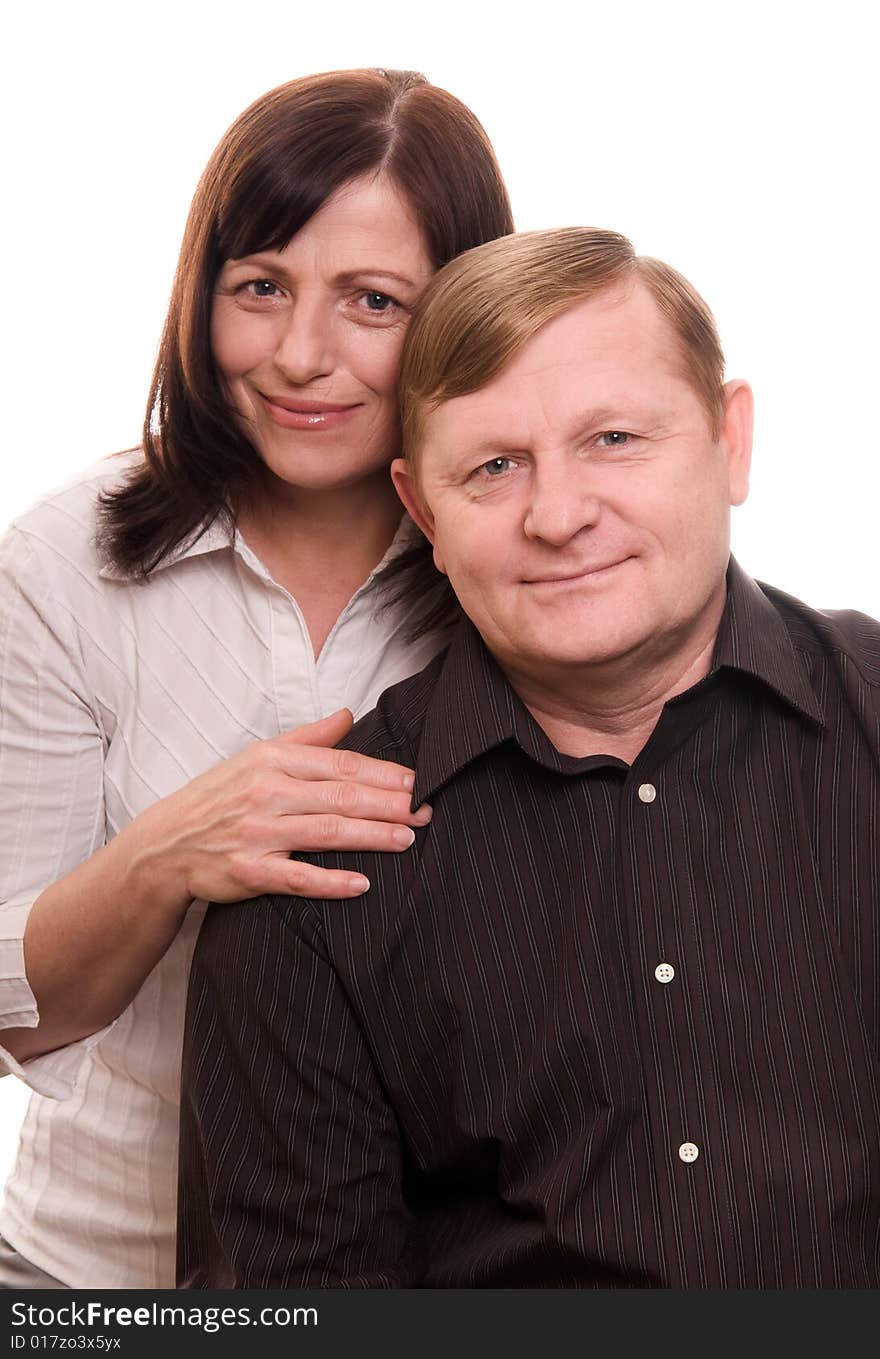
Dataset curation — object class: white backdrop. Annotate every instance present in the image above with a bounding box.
[1,0,877,1197]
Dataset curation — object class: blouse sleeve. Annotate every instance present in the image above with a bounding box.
[0,526,112,1098]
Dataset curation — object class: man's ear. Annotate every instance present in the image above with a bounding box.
[390,459,447,575]
[391,458,444,560]
[721,380,753,507]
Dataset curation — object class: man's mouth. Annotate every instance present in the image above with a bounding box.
[524,558,630,586]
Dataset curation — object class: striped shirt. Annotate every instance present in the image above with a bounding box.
[178,558,880,1288]
[0,453,444,1289]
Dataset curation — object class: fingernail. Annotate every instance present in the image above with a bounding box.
[401,772,415,791]
[349,875,370,893]
[393,827,416,848]
[413,804,433,823]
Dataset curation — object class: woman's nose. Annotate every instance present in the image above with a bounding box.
[273,300,335,384]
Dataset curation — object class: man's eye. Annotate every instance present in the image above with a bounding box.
[479,457,516,477]
[598,431,632,448]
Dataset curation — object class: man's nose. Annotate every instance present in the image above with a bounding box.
[523,458,602,545]
[273,300,335,385]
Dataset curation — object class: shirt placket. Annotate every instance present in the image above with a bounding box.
[614,741,737,1288]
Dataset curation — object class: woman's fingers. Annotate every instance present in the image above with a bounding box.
[256,859,372,901]
[271,723,416,792]
[274,708,354,747]
[285,780,431,826]
[234,766,431,828]
[279,812,426,854]
[205,808,424,900]
[167,727,431,904]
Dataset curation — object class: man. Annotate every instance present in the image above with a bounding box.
[178,228,880,1288]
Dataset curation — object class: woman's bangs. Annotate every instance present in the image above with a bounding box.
[216,135,390,262]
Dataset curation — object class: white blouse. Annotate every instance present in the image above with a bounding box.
[0,453,445,1288]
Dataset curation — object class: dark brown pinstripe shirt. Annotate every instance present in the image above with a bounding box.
[178,559,880,1288]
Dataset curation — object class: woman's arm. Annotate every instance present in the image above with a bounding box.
[7,713,428,1064]
[0,533,428,1071]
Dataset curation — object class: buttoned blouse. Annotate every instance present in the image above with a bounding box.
[0,451,444,1288]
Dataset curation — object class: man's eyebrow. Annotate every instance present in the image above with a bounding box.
[454,436,528,459]
[455,406,660,459]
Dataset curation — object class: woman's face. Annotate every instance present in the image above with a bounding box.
[211,172,435,500]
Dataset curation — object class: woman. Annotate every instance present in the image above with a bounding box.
[0,67,513,1289]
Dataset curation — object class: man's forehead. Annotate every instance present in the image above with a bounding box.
[425,284,684,429]
[510,283,677,377]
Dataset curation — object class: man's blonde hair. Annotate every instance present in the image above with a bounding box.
[399,227,726,471]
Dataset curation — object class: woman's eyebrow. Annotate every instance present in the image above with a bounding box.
[219,259,423,292]
[333,269,423,290]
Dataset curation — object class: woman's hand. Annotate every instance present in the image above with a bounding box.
[120,708,430,904]
[6,710,426,1063]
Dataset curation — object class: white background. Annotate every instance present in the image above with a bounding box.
[1,0,877,1195]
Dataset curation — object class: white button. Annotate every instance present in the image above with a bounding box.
[678,1142,700,1163]
[655,963,675,984]
[638,783,657,803]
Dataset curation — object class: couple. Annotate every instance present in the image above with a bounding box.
[1,69,879,1291]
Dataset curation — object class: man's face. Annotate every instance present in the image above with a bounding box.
[393,284,751,686]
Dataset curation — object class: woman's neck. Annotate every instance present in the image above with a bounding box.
[236,471,404,657]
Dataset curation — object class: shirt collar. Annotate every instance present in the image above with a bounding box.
[98,518,233,580]
[712,557,825,726]
[413,619,551,805]
[98,510,420,583]
[414,556,825,805]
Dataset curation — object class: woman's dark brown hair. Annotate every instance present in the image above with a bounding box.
[98,68,513,635]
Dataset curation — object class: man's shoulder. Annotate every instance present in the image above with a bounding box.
[256,650,453,934]
[336,646,452,765]
[759,577,880,685]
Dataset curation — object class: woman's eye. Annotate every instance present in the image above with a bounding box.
[597,431,632,448]
[359,291,397,314]
[244,279,281,299]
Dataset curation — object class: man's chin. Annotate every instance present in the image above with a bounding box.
[519,608,642,668]
[502,630,643,677]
